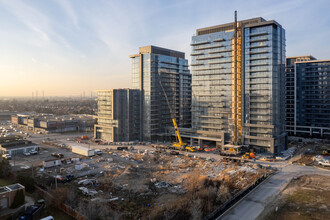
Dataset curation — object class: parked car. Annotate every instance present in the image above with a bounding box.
[30,150,38,155]
[94,149,103,155]
[2,154,11,160]
[117,147,128,151]
[23,152,31,156]
[51,153,64,158]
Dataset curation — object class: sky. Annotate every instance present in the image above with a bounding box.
[0,0,329,97]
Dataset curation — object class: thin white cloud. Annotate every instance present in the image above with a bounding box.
[56,0,79,28]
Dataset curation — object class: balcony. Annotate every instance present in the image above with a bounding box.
[247,68,269,73]
[249,50,269,55]
[249,44,269,49]
[249,37,269,43]
[193,66,224,71]
[249,32,269,37]
[190,63,204,66]
[191,52,204,56]
[196,55,224,60]
[248,56,269,61]
[249,62,269,67]
[213,38,225,42]
[191,41,210,46]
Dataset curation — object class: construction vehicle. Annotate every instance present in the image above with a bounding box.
[241,152,256,159]
[322,149,330,156]
[220,145,241,156]
[81,135,89,140]
[158,78,194,152]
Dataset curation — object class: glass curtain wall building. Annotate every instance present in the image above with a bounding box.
[287,59,330,137]
[94,89,140,142]
[191,17,287,153]
[285,56,316,135]
[130,46,191,141]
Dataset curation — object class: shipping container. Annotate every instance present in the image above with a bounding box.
[71,145,95,157]
[43,159,61,168]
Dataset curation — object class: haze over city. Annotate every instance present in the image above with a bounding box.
[1,0,330,97]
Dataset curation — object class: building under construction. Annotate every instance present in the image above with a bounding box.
[129,46,191,141]
[190,15,287,154]
[94,89,141,142]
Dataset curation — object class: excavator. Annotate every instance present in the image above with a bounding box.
[158,77,196,152]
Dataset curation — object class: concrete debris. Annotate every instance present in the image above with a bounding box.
[238,166,257,173]
[227,170,236,176]
[78,187,98,196]
[78,179,95,185]
[155,181,171,188]
[173,158,184,165]
[109,197,119,202]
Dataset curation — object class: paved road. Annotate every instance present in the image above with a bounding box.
[219,163,330,220]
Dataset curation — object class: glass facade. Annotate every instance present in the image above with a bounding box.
[292,60,330,137]
[94,89,140,142]
[130,46,191,141]
[243,23,286,153]
[191,18,287,153]
[191,30,234,141]
[285,56,316,135]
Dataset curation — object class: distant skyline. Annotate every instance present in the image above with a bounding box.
[1,0,330,97]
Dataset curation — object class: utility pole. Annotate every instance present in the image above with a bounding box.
[55,174,58,189]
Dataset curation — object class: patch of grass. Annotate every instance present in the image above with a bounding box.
[0,178,14,186]
[287,190,315,204]
[265,189,330,220]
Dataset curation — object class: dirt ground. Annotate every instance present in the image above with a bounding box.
[30,149,273,219]
[260,175,330,220]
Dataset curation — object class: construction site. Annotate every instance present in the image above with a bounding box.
[21,145,273,219]
[1,121,329,220]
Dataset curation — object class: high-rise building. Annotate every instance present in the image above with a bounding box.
[94,89,140,142]
[190,16,287,153]
[129,45,191,141]
[285,56,316,134]
[285,58,330,137]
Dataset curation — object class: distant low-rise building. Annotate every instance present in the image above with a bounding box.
[11,113,94,133]
[0,183,25,210]
[0,138,39,155]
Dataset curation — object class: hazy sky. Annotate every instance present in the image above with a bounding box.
[1,0,329,97]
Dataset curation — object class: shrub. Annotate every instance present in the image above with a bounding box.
[17,175,35,192]
[0,159,11,178]
[10,189,25,208]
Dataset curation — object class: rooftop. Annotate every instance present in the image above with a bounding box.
[195,17,281,36]
[0,183,24,194]
[286,55,316,60]
[129,45,185,59]
[0,139,38,149]
[295,59,330,64]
